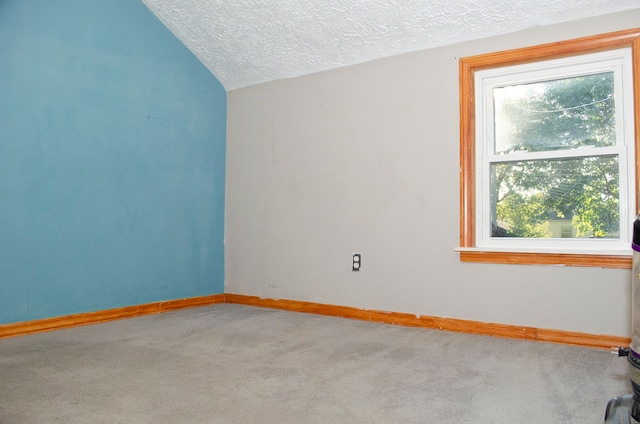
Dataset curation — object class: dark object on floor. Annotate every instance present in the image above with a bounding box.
[604,395,640,424]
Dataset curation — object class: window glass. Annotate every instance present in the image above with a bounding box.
[493,72,616,154]
[489,155,620,239]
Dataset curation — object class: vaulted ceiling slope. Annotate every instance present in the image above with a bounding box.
[142,0,640,91]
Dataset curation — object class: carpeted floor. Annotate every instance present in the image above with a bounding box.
[0,304,631,423]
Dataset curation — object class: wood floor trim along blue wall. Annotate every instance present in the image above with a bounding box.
[0,294,226,339]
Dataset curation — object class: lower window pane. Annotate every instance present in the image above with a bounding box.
[490,155,619,239]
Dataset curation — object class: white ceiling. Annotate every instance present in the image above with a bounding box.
[142,0,640,91]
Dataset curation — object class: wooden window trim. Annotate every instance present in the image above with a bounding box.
[459,28,640,268]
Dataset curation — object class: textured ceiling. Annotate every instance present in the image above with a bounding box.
[142,0,640,91]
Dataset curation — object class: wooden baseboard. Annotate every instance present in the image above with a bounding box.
[1,292,630,350]
[224,294,631,350]
[0,294,225,339]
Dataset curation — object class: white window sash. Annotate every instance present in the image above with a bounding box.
[474,48,635,253]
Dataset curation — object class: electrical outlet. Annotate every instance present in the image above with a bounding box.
[352,253,361,271]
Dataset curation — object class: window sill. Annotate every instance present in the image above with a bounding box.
[455,247,631,268]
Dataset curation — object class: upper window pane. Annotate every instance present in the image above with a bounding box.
[493,72,616,154]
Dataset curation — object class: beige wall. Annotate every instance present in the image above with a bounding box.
[226,10,640,337]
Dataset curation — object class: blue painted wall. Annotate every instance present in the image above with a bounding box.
[0,0,227,324]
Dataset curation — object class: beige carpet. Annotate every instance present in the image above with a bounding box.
[0,304,631,423]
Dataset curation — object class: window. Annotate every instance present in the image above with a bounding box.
[478,51,634,250]
[458,29,640,268]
